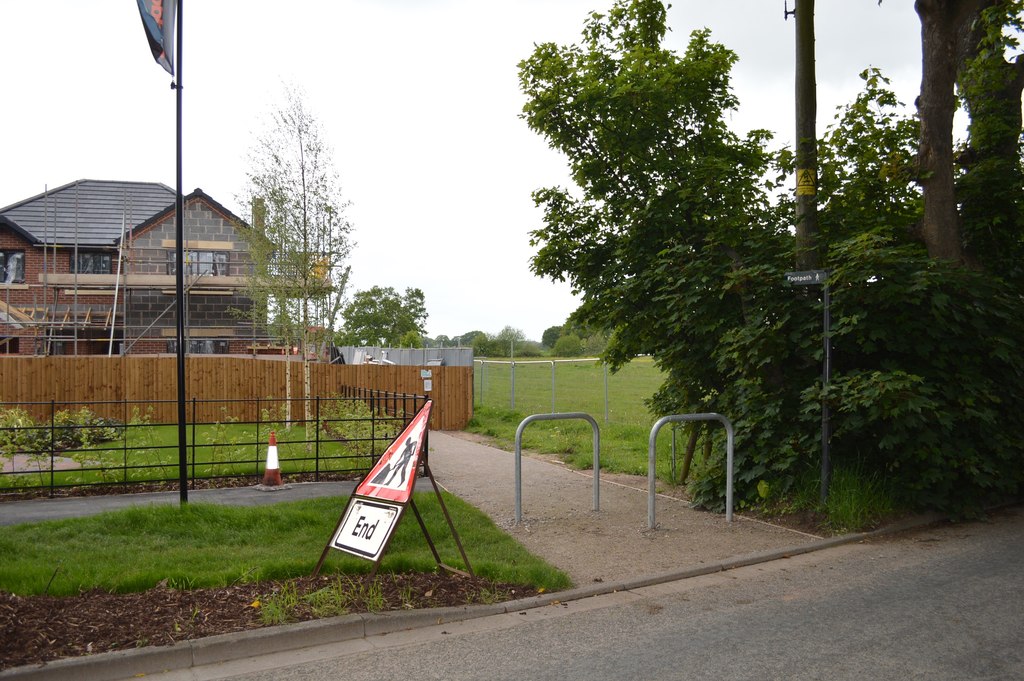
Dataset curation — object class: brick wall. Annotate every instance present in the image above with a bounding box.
[1,195,256,356]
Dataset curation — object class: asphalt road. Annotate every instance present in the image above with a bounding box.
[150,505,1024,681]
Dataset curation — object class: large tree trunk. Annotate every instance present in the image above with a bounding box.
[914,0,983,262]
[954,0,1024,275]
[794,0,820,270]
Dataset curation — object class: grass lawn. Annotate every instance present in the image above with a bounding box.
[470,355,710,483]
[475,356,663,425]
[0,492,571,597]
[0,418,396,492]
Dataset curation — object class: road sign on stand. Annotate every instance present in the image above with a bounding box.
[331,497,402,561]
[313,400,474,578]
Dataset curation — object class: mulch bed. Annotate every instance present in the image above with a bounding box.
[0,478,536,672]
[0,572,535,671]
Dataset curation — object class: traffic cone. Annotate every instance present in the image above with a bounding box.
[262,431,282,486]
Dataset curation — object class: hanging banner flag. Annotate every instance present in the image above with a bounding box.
[355,400,432,503]
[136,0,177,75]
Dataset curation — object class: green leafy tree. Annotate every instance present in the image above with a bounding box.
[816,68,922,247]
[240,85,353,427]
[553,334,584,357]
[520,0,1024,513]
[582,331,609,356]
[495,326,526,358]
[520,1,796,499]
[954,0,1024,283]
[339,286,427,347]
[471,332,498,357]
[400,330,424,348]
[456,331,485,346]
[812,67,1024,512]
[913,0,1024,265]
[541,325,563,349]
[515,340,545,357]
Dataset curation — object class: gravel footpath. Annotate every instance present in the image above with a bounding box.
[428,431,820,586]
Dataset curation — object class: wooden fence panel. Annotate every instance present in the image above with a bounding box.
[0,357,473,430]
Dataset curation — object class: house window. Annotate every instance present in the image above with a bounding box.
[168,251,228,276]
[167,339,229,354]
[0,251,25,284]
[72,251,113,274]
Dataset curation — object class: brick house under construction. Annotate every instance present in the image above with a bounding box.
[0,179,267,355]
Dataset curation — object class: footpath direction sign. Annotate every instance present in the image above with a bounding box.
[784,268,833,504]
[785,269,827,285]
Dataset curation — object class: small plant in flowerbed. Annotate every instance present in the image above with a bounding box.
[0,406,45,479]
[318,397,397,470]
[0,405,125,486]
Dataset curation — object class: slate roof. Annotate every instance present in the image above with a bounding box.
[0,180,176,248]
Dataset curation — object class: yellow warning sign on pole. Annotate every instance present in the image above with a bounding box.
[796,168,817,196]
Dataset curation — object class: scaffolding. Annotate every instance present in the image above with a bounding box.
[1,182,280,356]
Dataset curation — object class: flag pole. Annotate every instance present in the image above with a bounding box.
[173,0,188,505]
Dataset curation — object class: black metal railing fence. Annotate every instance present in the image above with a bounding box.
[0,390,427,497]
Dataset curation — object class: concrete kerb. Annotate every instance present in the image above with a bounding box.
[0,511,949,681]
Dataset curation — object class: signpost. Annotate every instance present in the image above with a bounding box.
[785,269,832,503]
[314,400,473,577]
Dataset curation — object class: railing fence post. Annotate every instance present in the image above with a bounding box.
[49,400,55,497]
[315,395,321,481]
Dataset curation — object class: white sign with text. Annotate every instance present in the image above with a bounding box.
[331,497,403,561]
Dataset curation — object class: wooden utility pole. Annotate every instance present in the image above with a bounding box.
[794,0,819,270]
[789,0,829,502]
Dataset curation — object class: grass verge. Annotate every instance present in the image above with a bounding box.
[0,492,571,597]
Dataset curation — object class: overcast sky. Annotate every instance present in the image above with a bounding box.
[0,1,921,341]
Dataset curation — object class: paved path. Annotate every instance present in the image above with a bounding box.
[427,431,819,585]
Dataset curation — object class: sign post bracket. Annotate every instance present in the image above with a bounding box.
[422,458,474,577]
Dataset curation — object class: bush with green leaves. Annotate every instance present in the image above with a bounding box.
[0,405,124,479]
[519,1,1024,516]
[318,398,392,458]
[53,407,123,452]
[0,406,48,464]
[823,236,1024,511]
[553,335,584,357]
[679,233,1024,515]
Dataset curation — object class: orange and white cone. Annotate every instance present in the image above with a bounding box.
[262,431,282,486]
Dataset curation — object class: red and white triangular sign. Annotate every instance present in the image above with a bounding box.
[355,400,432,504]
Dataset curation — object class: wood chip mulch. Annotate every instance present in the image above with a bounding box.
[0,572,536,671]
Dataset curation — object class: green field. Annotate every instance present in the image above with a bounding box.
[469,357,716,486]
[474,356,662,425]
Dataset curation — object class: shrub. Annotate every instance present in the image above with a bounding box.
[553,335,584,357]
[685,234,1024,515]
[0,407,48,466]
